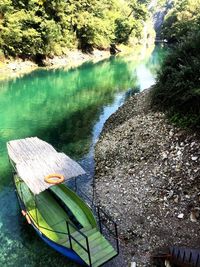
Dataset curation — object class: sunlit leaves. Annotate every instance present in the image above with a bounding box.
[162,0,200,42]
[0,0,149,57]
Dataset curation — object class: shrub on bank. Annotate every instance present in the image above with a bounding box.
[151,31,200,129]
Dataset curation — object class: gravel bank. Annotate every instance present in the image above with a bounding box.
[94,89,200,266]
[0,49,110,81]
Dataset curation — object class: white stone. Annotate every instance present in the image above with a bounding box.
[191,142,196,147]
[177,213,184,219]
[131,262,136,267]
[192,156,198,161]
[162,152,168,160]
[177,150,182,156]
[169,130,174,137]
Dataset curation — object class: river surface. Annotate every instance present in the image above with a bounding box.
[0,44,168,267]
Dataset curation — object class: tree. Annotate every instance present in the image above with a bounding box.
[161,0,200,42]
[0,0,149,58]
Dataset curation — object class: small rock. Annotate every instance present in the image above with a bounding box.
[174,195,179,203]
[131,262,136,267]
[177,150,182,156]
[169,130,174,137]
[190,211,198,222]
[162,152,168,160]
[185,195,190,199]
[177,213,184,219]
[168,190,174,198]
[192,156,198,161]
[191,142,196,147]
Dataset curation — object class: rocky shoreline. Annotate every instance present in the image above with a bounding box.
[94,89,200,266]
[0,49,110,81]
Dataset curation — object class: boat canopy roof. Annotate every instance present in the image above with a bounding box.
[7,137,86,195]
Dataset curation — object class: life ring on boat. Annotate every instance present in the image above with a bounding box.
[44,173,64,185]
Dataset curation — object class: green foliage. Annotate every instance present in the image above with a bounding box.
[115,18,133,44]
[151,32,200,129]
[169,112,200,128]
[0,0,13,14]
[0,0,148,58]
[161,0,200,42]
[151,0,200,129]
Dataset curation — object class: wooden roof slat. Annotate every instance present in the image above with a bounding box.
[7,137,86,195]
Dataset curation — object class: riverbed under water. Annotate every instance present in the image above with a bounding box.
[0,44,168,267]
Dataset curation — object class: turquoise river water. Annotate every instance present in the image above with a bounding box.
[0,45,167,267]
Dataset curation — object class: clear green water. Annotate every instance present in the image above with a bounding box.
[0,45,167,267]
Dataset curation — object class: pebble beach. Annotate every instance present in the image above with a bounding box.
[94,89,200,266]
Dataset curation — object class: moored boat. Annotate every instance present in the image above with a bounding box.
[7,137,119,266]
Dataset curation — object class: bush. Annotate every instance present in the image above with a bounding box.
[151,31,200,129]
[161,0,200,42]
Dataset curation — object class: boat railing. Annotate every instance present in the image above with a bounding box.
[76,188,119,255]
[66,220,92,267]
[96,206,119,254]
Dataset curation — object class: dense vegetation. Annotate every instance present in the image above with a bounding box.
[151,0,200,129]
[161,0,200,42]
[0,0,149,59]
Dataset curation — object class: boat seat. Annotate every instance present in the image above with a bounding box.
[16,179,76,243]
[35,190,68,227]
[28,208,63,242]
[50,185,91,228]
[27,190,77,243]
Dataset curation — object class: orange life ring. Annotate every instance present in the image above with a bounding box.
[44,173,64,185]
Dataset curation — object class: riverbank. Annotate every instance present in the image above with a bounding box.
[0,49,111,81]
[0,43,156,82]
[94,89,200,266]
